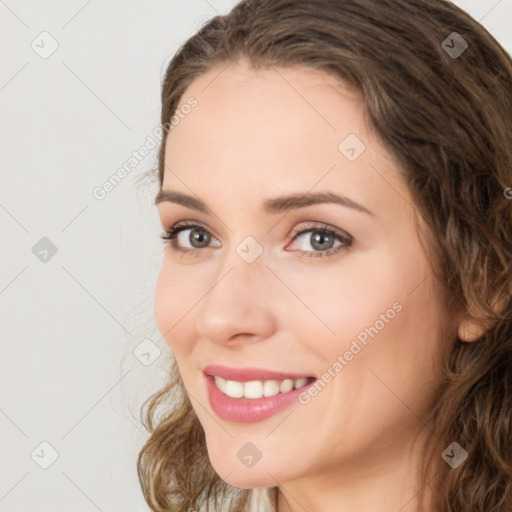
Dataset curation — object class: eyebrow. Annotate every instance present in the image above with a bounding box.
[154,189,375,217]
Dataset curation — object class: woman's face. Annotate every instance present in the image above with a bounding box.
[155,59,458,490]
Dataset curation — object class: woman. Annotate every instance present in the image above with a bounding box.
[137,1,512,510]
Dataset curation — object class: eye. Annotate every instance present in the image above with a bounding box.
[160,221,220,256]
[286,222,353,258]
[160,221,353,259]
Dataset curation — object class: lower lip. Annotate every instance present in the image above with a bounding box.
[205,374,316,423]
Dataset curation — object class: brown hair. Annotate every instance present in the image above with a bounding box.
[137,1,512,510]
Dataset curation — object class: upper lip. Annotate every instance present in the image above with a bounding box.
[203,364,315,382]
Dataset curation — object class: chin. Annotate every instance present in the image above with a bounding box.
[214,467,276,489]
[206,445,284,489]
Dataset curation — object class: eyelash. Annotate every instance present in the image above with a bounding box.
[160,220,353,259]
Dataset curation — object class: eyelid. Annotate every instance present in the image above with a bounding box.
[286,222,353,255]
[162,220,351,242]
[161,219,353,258]
[163,219,218,240]
[289,221,352,241]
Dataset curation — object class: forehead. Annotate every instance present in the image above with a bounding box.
[162,60,409,218]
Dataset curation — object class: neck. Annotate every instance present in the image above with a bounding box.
[275,426,442,512]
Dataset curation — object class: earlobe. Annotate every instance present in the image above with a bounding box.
[457,317,486,342]
[457,291,504,342]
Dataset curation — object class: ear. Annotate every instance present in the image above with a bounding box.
[457,315,487,342]
[457,288,506,342]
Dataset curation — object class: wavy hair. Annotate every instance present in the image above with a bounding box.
[137,1,512,510]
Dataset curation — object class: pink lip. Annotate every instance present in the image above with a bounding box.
[203,365,317,423]
[203,364,314,382]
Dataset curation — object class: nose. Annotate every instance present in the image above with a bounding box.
[195,255,277,347]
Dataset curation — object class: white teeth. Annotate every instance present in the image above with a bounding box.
[244,380,263,399]
[263,379,280,397]
[214,376,226,393]
[280,379,294,393]
[225,379,244,398]
[213,376,311,399]
[294,377,308,389]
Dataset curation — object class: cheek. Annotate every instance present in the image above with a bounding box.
[154,263,197,354]
[286,259,399,349]
[296,247,442,369]
[317,258,449,402]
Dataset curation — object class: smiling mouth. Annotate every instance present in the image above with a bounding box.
[203,365,317,422]
[211,375,316,399]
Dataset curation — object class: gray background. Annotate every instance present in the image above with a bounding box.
[1,1,510,510]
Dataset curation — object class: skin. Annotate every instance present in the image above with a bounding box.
[154,58,484,512]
